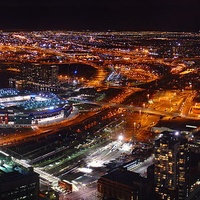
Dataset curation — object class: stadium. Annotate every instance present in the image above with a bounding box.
[0,88,72,125]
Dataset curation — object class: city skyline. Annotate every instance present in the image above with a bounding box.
[0,2,199,200]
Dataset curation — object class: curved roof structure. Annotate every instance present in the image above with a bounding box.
[0,89,68,114]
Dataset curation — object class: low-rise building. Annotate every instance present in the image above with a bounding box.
[97,168,153,200]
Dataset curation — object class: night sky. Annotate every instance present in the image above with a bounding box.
[0,0,199,31]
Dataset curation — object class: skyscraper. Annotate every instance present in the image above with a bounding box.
[154,131,190,200]
[21,64,59,85]
[19,64,59,91]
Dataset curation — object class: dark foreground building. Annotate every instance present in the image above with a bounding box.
[97,168,153,200]
[0,165,39,200]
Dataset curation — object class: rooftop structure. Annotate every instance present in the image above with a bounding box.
[97,168,153,200]
[0,89,72,125]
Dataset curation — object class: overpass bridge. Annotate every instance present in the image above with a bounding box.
[75,99,198,119]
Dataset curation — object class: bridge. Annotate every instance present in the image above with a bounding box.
[75,99,200,120]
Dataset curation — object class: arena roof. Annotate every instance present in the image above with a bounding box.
[0,90,68,113]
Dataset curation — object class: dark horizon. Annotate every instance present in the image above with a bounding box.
[0,1,199,32]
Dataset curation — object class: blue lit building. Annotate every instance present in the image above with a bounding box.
[0,89,72,125]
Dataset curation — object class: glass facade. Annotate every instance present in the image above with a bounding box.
[154,132,190,200]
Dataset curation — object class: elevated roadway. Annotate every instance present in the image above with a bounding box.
[76,99,200,120]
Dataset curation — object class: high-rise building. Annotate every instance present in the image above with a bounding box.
[154,131,190,200]
[21,64,59,85]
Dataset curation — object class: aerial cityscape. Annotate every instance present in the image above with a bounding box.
[0,30,199,200]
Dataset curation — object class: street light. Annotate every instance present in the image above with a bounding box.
[133,122,136,134]
[139,110,141,117]
[118,134,124,141]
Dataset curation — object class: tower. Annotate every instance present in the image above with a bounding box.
[21,64,58,85]
[47,65,59,84]
[20,64,59,91]
[154,132,190,200]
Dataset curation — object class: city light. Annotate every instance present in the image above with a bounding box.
[175,131,180,136]
[118,134,124,141]
[78,167,92,173]
[87,160,104,168]
[121,143,132,152]
[0,30,199,200]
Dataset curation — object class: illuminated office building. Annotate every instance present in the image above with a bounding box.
[154,132,190,200]
[21,64,59,85]
[12,64,60,91]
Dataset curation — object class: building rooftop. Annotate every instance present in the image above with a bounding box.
[0,89,68,113]
[100,168,146,188]
[0,153,38,184]
[155,118,199,133]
